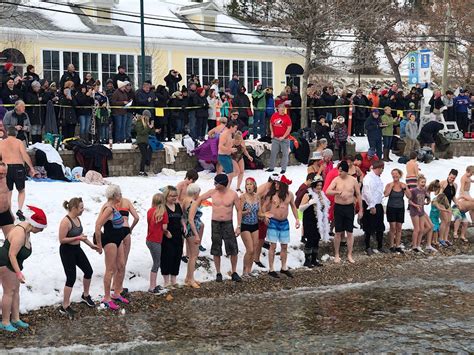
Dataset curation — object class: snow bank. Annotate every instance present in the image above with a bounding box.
[2,155,473,312]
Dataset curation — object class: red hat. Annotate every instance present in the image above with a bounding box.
[25,205,47,229]
[197,87,205,95]
[271,174,292,185]
[254,80,261,88]
[4,62,13,71]
[245,177,256,183]
[380,89,388,96]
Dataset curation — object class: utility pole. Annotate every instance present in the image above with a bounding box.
[140,0,146,86]
[442,1,451,91]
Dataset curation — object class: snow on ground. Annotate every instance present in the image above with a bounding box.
[2,155,474,312]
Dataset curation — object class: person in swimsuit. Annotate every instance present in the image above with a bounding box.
[0,162,14,237]
[182,183,203,288]
[231,131,253,192]
[408,175,434,253]
[384,169,411,253]
[239,177,259,276]
[218,121,239,185]
[207,117,227,174]
[58,198,98,317]
[0,205,47,332]
[161,186,186,288]
[146,193,168,293]
[112,195,139,297]
[430,193,451,249]
[454,166,474,241]
[405,151,420,190]
[94,185,129,310]
[439,169,458,245]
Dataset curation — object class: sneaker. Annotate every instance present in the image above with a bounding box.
[16,210,25,221]
[254,261,266,268]
[265,168,274,172]
[198,245,206,252]
[399,243,405,250]
[216,273,223,282]
[0,323,17,332]
[395,247,405,254]
[372,249,380,254]
[138,171,148,177]
[111,295,130,304]
[101,299,120,310]
[412,248,420,253]
[280,169,286,174]
[181,256,189,263]
[268,271,280,278]
[59,305,77,318]
[11,319,29,329]
[417,247,425,254]
[426,245,438,253]
[379,247,390,254]
[81,294,95,307]
[149,286,163,294]
[231,272,242,282]
[366,248,374,256]
[389,247,396,253]
[280,269,294,278]
[262,241,270,250]
[438,240,448,247]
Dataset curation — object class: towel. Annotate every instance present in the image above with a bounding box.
[164,143,179,164]
[29,142,66,173]
[244,140,271,157]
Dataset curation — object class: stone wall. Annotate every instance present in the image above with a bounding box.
[396,139,474,159]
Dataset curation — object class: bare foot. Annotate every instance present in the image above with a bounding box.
[348,256,355,264]
[334,256,341,263]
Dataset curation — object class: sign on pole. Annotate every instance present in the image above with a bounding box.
[418,49,431,84]
[408,51,419,85]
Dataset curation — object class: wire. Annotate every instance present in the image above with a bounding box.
[3,1,455,44]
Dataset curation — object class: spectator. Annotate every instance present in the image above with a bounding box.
[135,110,156,176]
[187,74,200,88]
[220,93,230,119]
[93,80,111,144]
[195,87,209,141]
[82,73,95,88]
[74,85,95,142]
[233,86,251,127]
[58,88,77,139]
[379,89,390,109]
[1,62,18,84]
[381,106,400,162]
[288,86,302,132]
[419,119,444,157]
[442,90,455,122]
[429,89,444,121]
[135,80,156,122]
[210,79,220,92]
[3,100,30,143]
[23,65,40,83]
[335,90,351,123]
[229,73,240,98]
[251,81,266,138]
[229,109,246,132]
[333,116,348,160]
[23,81,44,144]
[352,88,370,136]
[155,85,171,141]
[265,87,275,136]
[320,86,337,123]
[59,64,81,90]
[267,104,292,174]
[164,69,182,94]
[388,83,398,98]
[404,112,420,156]
[168,91,186,135]
[110,80,130,143]
[1,78,22,111]
[454,89,470,133]
[187,83,198,139]
[367,87,380,109]
[112,66,131,89]
[364,109,383,160]
[405,86,421,112]
[315,115,331,142]
[207,89,221,132]
[125,82,135,143]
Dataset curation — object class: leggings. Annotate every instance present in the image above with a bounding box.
[338,141,347,160]
[59,244,93,288]
[138,143,152,171]
[146,240,162,273]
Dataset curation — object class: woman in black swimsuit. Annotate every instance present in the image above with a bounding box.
[0,205,47,332]
[94,185,129,310]
[439,169,458,245]
[58,198,98,317]
[231,131,253,192]
[161,186,185,288]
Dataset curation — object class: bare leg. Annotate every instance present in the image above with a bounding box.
[185,236,199,283]
[395,223,402,246]
[163,275,170,287]
[453,219,461,239]
[389,222,397,247]
[346,233,355,263]
[236,159,245,191]
[280,244,288,270]
[103,244,118,302]
[11,284,20,323]
[424,216,434,247]
[460,222,468,241]
[255,238,264,263]
[1,268,16,325]
[112,243,126,296]
[334,233,341,263]
[241,231,254,274]
[83,277,91,297]
[63,286,73,308]
[230,255,238,274]
[411,216,420,249]
[18,189,26,211]
[213,256,221,274]
[171,275,177,285]
[268,243,277,271]
[1,225,13,238]
[149,271,157,290]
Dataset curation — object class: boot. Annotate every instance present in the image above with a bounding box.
[311,252,323,267]
[383,148,390,162]
[303,253,314,268]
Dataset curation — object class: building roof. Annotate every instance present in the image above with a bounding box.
[0,0,301,49]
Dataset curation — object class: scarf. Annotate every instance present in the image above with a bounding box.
[308,189,331,242]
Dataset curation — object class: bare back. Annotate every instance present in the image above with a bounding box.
[0,137,27,164]
[460,174,472,197]
[218,129,232,156]
[406,160,419,177]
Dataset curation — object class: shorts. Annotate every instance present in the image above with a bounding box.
[241,223,258,233]
[258,220,267,240]
[386,207,405,223]
[334,203,355,233]
[211,220,238,256]
[452,206,468,222]
[266,218,290,244]
[0,209,14,226]
[7,164,26,191]
[406,176,417,190]
[217,154,233,174]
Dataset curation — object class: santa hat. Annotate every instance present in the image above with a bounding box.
[4,62,14,71]
[271,174,292,185]
[24,205,47,229]
[254,80,261,88]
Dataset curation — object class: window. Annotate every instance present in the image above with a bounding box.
[247,61,259,91]
[82,52,99,82]
[42,50,60,84]
[138,55,152,87]
[186,58,199,83]
[202,58,215,86]
[101,53,117,84]
[232,60,245,87]
[62,51,79,71]
[217,59,230,91]
[120,54,135,85]
[261,61,273,88]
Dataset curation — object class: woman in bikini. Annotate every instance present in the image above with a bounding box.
[231,131,253,192]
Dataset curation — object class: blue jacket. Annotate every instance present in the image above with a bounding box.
[364,116,382,141]
[399,118,408,138]
[266,95,275,116]
[229,79,240,98]
[454,95,470,113]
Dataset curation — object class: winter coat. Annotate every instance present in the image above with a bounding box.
[111,73,131,89]
[44,100,58,134]
[315,122,331,142]
[168,97,187,120]
[429,96,443,112]
[23,89,44,126]
[381,114,399,136]
[195,95,209,119]
[365,115,383,142]
[135,118,154,144]
[405,120,419,140]
[74,92,94,116]
[320,92,337,117]
[135,89,157,112]
[265,93,275,116]
[289,92,302,116]
[229,79,240,97]
[164,71,182,94]
[333,123,348,143]
[233,92,251,119]
[352,95,370,121]
[207,96,221,121]
[58,95,77,126]
[59,71,81,89]
[454,95,470,113]
[3,109,31,141]
[335,96,350,119]
[110,89,129,116]
[1,86,22,110]
[252,89,266,111]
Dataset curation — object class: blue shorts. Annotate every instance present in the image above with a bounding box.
[218,154,233,174]
[266,218,290,244]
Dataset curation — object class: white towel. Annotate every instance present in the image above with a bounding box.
[164,143,179,164]
[29,143,66,173]
[244,140,271,157]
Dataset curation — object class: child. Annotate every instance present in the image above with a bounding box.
[404,113,420,156]
[408,175,434,252]
[146,193,169,293]
[182,183,203,289]
[430,192,451,248]
[220,93,230,118]
[231,131,253,192]
[177,169,199,205]
[406,151,420,190]
[333,116,348,160]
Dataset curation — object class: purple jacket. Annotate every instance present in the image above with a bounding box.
[193,137,219,163]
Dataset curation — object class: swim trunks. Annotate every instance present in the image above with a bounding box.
[211,220,238,256]
[266,218,290,244]
[0,209,14,226]
[334,203,355,233]
[218,154,233,174]
[452,205,468,222]
[6,164,26,191]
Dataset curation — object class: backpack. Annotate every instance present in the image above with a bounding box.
[148,135,164,151]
